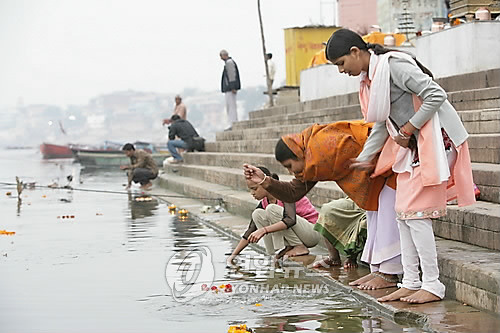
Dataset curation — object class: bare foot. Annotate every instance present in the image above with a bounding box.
[358,273,398,290]
[344,256,358,269]
[284,244,309,257]
[276,246,293,260]
[400,289,441,304]
[377,287,416,302]
[349,273,374,286]
[312,256,341,269]
[140,182,152,190]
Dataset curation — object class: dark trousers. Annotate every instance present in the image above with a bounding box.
[131,168,157,185]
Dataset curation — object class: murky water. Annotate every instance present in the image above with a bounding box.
[0,149,423,332]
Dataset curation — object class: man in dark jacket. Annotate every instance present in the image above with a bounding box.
[166,115,204,164]
[220,49,240,130]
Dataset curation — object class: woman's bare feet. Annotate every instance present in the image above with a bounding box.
[312,256,342,269]
[276,246,293,259]
[284,244,309,257]
[377,287,416,302]
[344,256,358,269]
[349,273,374,286]
[400,289,441,304]
[358,273,398,290]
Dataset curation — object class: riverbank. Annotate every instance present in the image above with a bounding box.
[154,174,500,333]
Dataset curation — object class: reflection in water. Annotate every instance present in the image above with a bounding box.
[16,198,22,216]
[126,193,159,245]
[169,214,207,250]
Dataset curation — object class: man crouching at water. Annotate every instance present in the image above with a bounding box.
[120,143,158,190]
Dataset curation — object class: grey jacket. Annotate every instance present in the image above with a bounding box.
[357,57,469,162]
[221,58,241,92]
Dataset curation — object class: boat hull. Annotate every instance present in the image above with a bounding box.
[40,143,73,159]
[75,151,168,167]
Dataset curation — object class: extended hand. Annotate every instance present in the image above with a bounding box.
[243,164,266,184]
[394,135,410,148]
[349,158,375,172]
[248,228,267,243]
[120,165,128,170]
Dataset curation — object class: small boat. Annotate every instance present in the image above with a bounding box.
[40,143,73,159]
[72,141,169,167]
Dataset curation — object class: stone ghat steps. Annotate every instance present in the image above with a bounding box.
[235,90,500,131]
[183,152,499,204]
[219,108,500,142]
[233,105,362,130]
[206,133,500,164]
[246,85,499,124]
[247,67,500,121]
[163,163,500,251]
[156,171,500,313]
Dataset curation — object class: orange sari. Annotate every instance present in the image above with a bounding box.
[282,120,395,211]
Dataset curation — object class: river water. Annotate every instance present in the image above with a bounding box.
[0,149,423,333]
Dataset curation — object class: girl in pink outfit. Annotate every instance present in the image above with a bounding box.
[325,29,475,304]
[227,166,320,265]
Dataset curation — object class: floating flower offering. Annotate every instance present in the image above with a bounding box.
[228,324,252,333]
[5,192,12,196]
[0,230,15,235]
[135,196,153,202]
[178,209,189,218]
[57,215,76,219]
[201,283,233,293]
[168,204,177,213]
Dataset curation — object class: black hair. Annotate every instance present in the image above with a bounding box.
[325,28,433,78]
[171,114,181,121]
[256,166,279,180]
[275,138,298,162]
[122,143,135,151]
[266,53,272,59]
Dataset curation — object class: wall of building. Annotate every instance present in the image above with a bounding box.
[377,0,448,33]
[415,21,500,78]
[338,0,378,34]
[299,64,359,102]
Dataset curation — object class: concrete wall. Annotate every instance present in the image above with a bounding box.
[415,21,500,79]
[299,64,359,102]
[300,21,500,102]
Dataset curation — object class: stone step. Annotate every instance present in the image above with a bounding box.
[236,96,499,133]
[220,108,500,142]
[246,86,499,129]
[162,164,500,250]
[206,133,500,164]
[435,68,500,92]
[182,152,500,204]
[233,105,363,130]
[156,171,500,313]
[248,92,360,120]
[248,69,500,121]
[467,133,500,164]
[459,108,500,134]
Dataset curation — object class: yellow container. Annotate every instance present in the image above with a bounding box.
[362,32,406,47]
[284,26,340,87]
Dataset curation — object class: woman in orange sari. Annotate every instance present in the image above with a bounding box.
[244,120,402,289]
